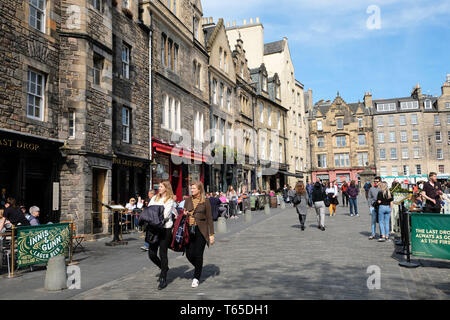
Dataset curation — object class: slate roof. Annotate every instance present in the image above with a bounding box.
[264,40,284,55]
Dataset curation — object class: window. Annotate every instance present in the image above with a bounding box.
[122,43,130,79]
[299,136,302,149]
[29,0,46,32]
[448,131,450,142]
[358,134,366,146]
[240,62,244,77]
[411,114,418,125]
[317,120,322,131]
[403,165,410,176]
[390,148,397,159]
[219,48,223,69]
[317,154,327,168]
[300,158,304,171]
[212,79,217,104]
[267,106,272,126]
[194,112,204,141]
[379,148,386,160]
[392,166,398,177]
[336,136,346,147]
[378,132,384,143]
[317,137,324,147]
[167,40,172,70]
[294,133,297,148]
[447,114,450,124]
[292,90,295,104]
[436,131,442,142]
[400,101,418,110]
[298,114,302,128]
[277,111,281,130]
[334,153,350,167]
[193,61,201,89]
[437,148,443,160]
[358,152,368,167]
[416,165,422,175]
[93,54,103,86]
[260,136,266,160]
[412,130,419,141]
[280,144,283,163]
[293,112,296,125]
[220,119,225,145]
[122,107,130,143]
[27,70,45,121]
[173,0,176,15]
[377,117,384,127]
[161,34,166,66]
[193,17,199,40]
[212,116,218,143]
[259,103,264,123]
[377,103,396,112]
[262,75,268,92]
[413,147,420,159]
[276,85,280,100]
[269,140,273,161]
[402,148,409,159]
[388,131,395,143]
[227,123,232,147]
[400,131,407,142]
[424,100,432,109]
[388,116,395,126]
[92,0,101,10]
[380,166,387,177]
[358,118,363,128]
[399,115,406,126]
[439,165,445,174]
[337,118,344,129]
[446,102,450,109]
[226,89,231,112]
[123,0,129,8]
[162,94,180,132]
[219,84,224,107]
[224,52,228,73]
[68,111,75,139]
[173,45,178,73]
[434,115,440,126]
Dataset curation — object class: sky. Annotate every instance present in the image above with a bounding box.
[202,0,450,104]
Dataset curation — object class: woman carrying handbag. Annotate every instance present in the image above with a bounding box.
[293,181,310,231]
[147,181,175,290]
[183,181,215,288]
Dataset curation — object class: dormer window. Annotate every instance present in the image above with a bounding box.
[337,118,344,129]
[262,74,268,92]
[275,83,280,100]
[193,17,199,40]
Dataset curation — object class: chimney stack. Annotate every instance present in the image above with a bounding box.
[209,17,213,24]
[363,92,373,108]
[256,17,260,23]
[232,20,236,27]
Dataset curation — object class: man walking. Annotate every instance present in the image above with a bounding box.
[421,172,443,213]
[367,177,381,239]
[306,182,314,206]
[363,181,372,200]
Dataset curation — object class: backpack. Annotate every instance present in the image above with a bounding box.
[170,211,189,253]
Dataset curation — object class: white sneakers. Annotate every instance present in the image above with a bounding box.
[191,278,199,288]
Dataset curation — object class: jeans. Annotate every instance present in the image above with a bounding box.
[378,205,391,237]
[298,214,306,227]
[186,226,207,280]
[349,198,358,215]
[369,207,378,236]
[148,228,172,279]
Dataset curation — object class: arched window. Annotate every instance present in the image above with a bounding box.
[219,47,223,69]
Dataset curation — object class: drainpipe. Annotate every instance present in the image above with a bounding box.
[148,11,153,187]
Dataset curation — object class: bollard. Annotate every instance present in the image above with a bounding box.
[216,217,227,233]
[264,203,271,214]
[280,200,286,209]
[244,209,252,223]
[45,255,67,291]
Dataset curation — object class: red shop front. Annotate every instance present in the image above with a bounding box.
[152,140,205,201]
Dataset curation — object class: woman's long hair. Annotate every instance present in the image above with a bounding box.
[295,181,306,195]
[191,181,206,203]
[379,181,391,199]
[350,180,356,187]
[156,180,174,203]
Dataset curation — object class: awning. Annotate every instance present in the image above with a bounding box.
[278,170,304,179]
[153,142,207,163]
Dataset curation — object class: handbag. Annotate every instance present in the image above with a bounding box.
[324,197,331,207]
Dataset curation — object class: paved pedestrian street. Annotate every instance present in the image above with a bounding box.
[1,196,449,300]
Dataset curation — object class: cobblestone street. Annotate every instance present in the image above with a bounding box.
[1,196,449,300]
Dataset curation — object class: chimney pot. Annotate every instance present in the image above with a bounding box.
[226,21,230,27]
[249,18,253,24]
[243,19,247,25]
[209,17,213,24]
[233,20,236,26]
[256,17,260,23]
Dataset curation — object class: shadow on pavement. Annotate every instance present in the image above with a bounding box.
[166,264,220,285]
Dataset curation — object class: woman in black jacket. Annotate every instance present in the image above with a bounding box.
[311,182,327,231]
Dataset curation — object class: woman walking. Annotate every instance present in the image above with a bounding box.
[377,182,393,242]
[226,186,238,219]
[147,181,175,290]
[183,181,215,288]
[347,180,359,217]
[293,181,310,230]
[312,182,327,231]
[326,181,338,216]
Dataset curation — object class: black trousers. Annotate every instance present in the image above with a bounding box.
[148,228,172,279]
[298,214,306,227]
[342,192,349,206]
[186,226,207,280]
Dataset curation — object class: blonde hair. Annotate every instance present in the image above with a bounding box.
[156,181,174,203]
[295,181,306,195]
[379,182,391,199]
[0,208,4,219]
[191,181,206,203]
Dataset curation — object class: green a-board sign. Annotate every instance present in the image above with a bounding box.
[410,213,450,260]
[16,223,70,267]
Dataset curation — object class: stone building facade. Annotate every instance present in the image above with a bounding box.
[309,93,375,186]
[0,0,152,236]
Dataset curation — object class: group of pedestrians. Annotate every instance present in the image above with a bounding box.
[138,180,215,290]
